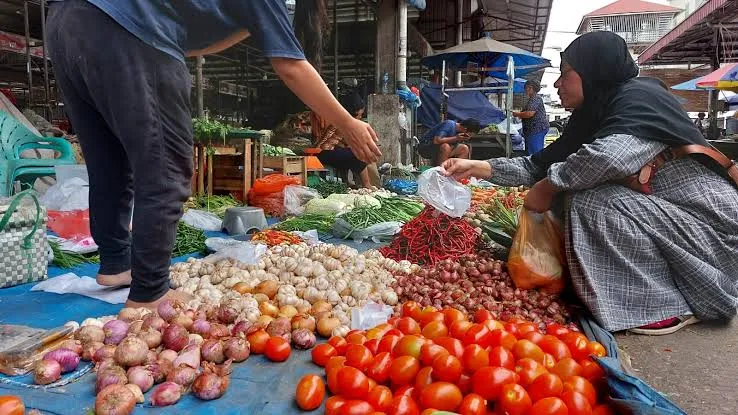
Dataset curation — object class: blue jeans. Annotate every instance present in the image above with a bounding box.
[526,130,547,156]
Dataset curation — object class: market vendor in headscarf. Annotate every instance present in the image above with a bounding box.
[441,31,738,335]
[513,80,549,155]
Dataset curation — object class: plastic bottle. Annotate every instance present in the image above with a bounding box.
[382,72,390,94]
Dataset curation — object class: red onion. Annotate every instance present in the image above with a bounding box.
[266,318,291,343]
[59,339,83,355]
[209,323,230,339]
[76,325,105,344]
[114,336,149,367]
[170,313,193,331]
[167,364,198,387]
[162,324,189,352]
[125,383,144,404]
[223,337,250,362]
[103,320,129,345]
[197,303,219,321]
[231,320,254,337]
[127,366,154,392]
[127,320,144,335]
[95,384,136,415]
[150,382,182,406]
[146,359,173,384]
[173,344,201,369]
[157,299,183,323]
[218,303,239,324]
[94,345,117,363]
[291,329,316,350]
[95,359,119,374]
[191,361,232,401]
[144,350,158,365]
[96,367,128,393]
[185,309,196,319]
[189,333,204,345]
[34,359,61,385]
[201,339,225,364]
[43,348,80,373]
[82,341,104,361]
[142,314,167,332]
[139,328,162,349]
[192,319,211,336]
[158,349,178,363]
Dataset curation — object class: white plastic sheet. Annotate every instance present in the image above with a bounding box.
[182,209,223,231]
[32,273,129,304]
[350,302,394,330]
[39,177,89,211]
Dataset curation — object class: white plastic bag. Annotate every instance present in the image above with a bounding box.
[204,239,268,264]
[417,167,471,217]
[283,185,322,217]
[39,177,89,211]
[351,302,394,330]
[182,209,223,231]
[332,219,402,243]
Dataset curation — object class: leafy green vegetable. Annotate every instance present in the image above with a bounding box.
[173,221,208,257]
[308,179,348,198]
[49,240,100,268]
[193,117,230,145]
[273,213,335,234]
[185,194,241,218]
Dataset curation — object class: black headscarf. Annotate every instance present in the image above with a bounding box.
[532,31,708,171]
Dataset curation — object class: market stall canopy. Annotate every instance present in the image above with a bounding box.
[696,62,738,91]
[421,37,551,78]
[417,83,505,128]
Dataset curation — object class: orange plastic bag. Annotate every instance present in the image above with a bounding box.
[507,208,567,294]
[251,174,301,196]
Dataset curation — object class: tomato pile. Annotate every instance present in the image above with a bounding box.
[295,302,615,415]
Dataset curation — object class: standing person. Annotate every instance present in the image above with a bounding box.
[513,80,549,155]
[694,112,706,135]
[46,0,381,309]
[442,31,738,335]
[417,118,481,166]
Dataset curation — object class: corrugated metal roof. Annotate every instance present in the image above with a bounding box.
[584,0,681,18]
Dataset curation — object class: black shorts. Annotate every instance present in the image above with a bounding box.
[417,141,462,162]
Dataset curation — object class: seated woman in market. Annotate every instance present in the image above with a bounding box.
[418,118,481,166]
[311,92,371,187]
[442,31,738,335]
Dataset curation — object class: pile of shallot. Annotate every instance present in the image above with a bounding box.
[392,252,573,328]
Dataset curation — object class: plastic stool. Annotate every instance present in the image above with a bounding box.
[222,206,268,236]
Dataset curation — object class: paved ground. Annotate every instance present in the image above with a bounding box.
[615,320,738,414]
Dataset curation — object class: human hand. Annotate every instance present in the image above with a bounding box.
[523,178,558,213]
[339,118,382,163]
[458,133,471,141]
[440,158,492,181]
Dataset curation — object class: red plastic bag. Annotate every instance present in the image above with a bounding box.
[507,208,567,294]
[47,209,92,241]
[251,174,301,196]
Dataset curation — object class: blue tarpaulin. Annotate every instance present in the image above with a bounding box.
[417,83,505,128]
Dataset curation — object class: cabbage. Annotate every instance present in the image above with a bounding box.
[326,193,381,208]
[304,198,348,216]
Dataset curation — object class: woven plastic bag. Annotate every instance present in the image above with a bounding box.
[507,208,566,294]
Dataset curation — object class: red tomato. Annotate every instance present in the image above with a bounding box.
[525,331,546,345]
[365,339,380,355]
[368,385,394,412]
[246,330,270,354]
[387,395,420,415]
[326,356,347,374]
[389,356,421,386]
[329,336,349,355]
[295,374,325,411]
[449,320,474,339]
[367,324,391,340]
[311,343,337,367]
[346,330,365,338]
[431,354,463,383]
[402,301,421,318]
[414,366,434,394]
[457,373,472,395]
[394,385,415,398]
[0,396,24,415]
[442,308,466,326]
[546,323,570,338]
[385,328,404,338]
[326,395,348,415]
[396,317,422,335]
[419,382,463,411]
[421,321,448,339]
[539,335,572,361]
[378,335,402,355]
[561,390,593,415]
[458,393,486,415]
[529,397,569,415]
[579,359,606,381]
[542,353,557,370]
[433,336,464,359]
[551,358,583,380]
[474,308,495,323]
[367,352,393,383]
[420,312,446,327]
[488,329,517,350]
[327,367,342,394]
[504,322,521,338]
[470,366,518,400]
[420,409,437,415]
[419,343,449,367]
[346,344,374,372]
[337,366,371,400]
[587,341,607,358]
[488,346,516,370]
[592,404,617,415]
[512,339,545,363]
[462,324,492,347]
[517,322,539,336]
[394,335,426,359]
[528,373,564,402]
[347,332,368,345]
[561,332,590,361]
[483,319,505,332]
[499,383,533,415]
[340,400,375,415]
[264,337,291,362]
[563,376,598,405]
[462,344,489,374]
[514,358,547,387]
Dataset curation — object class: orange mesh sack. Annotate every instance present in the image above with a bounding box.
[507,208,567,294]
[251,174,301,196]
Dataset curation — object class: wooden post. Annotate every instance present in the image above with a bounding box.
[242,139,252,201]
[207,152,213,197]
[197,144,205,194]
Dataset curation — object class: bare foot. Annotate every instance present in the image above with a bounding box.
[124,289,194,311]
[97,270,132,287]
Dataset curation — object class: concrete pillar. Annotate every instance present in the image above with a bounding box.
[375,0,398,92]
[368,94,401,165]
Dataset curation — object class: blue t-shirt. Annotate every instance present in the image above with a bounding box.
[49,0,305,63]
[421,120,457,144]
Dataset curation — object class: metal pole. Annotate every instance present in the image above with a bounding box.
[24,1,32,107]
[195,56,204,118]
[40,0,50,119]
[455,0,463,87]
[333,0,338,94]
[440,60,447,121]
[396,0,407,89]
[707,28,720,139]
